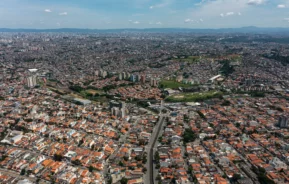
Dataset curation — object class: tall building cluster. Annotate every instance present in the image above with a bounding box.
[110,100,126,118]
[129,74,146,83]
[95,69,108,78]
[118,72,131,80]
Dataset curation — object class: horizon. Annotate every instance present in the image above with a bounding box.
[1,0,289,29]
[1,26,289,30]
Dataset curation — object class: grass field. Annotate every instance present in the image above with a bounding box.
[166,91,223,102]
[159,80,193,89]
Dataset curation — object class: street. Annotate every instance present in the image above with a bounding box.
[144,115,165,184]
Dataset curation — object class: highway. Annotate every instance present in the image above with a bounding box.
[144,115,165,184]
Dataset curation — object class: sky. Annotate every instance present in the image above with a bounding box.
[0,0,289,29]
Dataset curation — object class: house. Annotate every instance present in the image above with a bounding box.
[269,157,287,170]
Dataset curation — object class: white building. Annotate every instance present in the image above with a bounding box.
[11,134,23,143]
[27,76,37,88]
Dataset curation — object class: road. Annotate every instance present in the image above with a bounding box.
[144,115,165,184]
[0,168,37,183]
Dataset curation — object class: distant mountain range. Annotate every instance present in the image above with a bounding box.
[1,27,289,34]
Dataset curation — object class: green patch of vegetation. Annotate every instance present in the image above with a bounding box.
[183,128,197,144]
[0,96,4,101]
[69,85,84,93]
[220,60,235,77]
[226,54,242,62]
[197,111,206,120]
[166,91,222,102]
[250,91,265,97]
[172,56,202,63]
[252,166,275,184]
[159,80,193,89]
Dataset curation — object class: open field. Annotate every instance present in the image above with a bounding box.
[166,91,223,102]
[85,89,105,95]
[159,80,193,89]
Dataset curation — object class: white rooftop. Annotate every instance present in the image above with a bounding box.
[28,69,38,72]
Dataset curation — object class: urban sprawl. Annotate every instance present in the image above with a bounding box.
[1,32,289,184]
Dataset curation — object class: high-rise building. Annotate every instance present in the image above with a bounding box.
[136,75,141,82]
[110,100,126,118]
[120,107,126,118]
[27,69,38,88]
[118,73,123,80]
[277,116,289,128]
[150,78,158,87]
[99,69,103,77]
[27,76,37,88]
[122,72,126,80]
[102,71,108,78]
[140,75,146,83]
[130,75,136,82]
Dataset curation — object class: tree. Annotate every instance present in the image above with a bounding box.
[135,155,141,161]
[78,139,84,147]
[120,177,128,184]
[232,173,241,182]
[72,159,81,165]
[142,167,147,173]
[197,111,206,119]
[221,100,231,106]
[154,152,160,163]
[89,166,94,172]
[119,161,124,167]
[20,169,26,175]
[155,163,160,169]
[183,128,196,144]
[54,154,63,161]
[142,156,147,164]
[91,145,95,151]
[236,122,241,128]
[156,174,161,181]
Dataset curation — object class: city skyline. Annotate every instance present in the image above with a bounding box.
[1,0,289,29]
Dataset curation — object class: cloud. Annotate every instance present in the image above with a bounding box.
[277,4,286,8]
[156,22,162,25]
[284,18,289,22]
[149,0,171,9]
[195,0,207,6]
[247,0,265,5]
[184,19,193,23]
[59,12,68,16]
[44,9,52,13]
[200,19,204,22]
[226,12,235,16]
[133,21,140,24]
[220,12,237,17]
[238,12,242,16]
